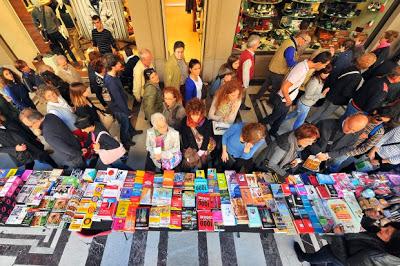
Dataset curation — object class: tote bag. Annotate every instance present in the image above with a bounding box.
[95,131,126,165]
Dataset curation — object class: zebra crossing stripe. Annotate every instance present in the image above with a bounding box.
[234,233,267,266]
[59,232,92,266]
[85,235,108,266]
[219,232,238,266]
[300,234,316,253]
[157,231,169,266]
[206,233,222,266]
[144,231,160,266]
[128,231,148,266]
[260,233,283,266]
[198,232,208,266]
[101,232,133,266]
[166,231,199,266]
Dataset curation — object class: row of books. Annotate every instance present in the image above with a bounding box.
[0,168,399,234]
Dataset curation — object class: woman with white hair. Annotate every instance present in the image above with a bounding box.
[145,112,182,171]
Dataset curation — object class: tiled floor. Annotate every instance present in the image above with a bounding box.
[0,85,343,266]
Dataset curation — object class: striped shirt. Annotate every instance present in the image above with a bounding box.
[92,28,116,55]
[376,126,400,164]
[345,122,384,157]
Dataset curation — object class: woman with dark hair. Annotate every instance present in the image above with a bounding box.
[40,70,72,105]
[180,98,214,168]
[162,87,186,130]
[286,64,332,130]
[164,41,188,91]
[210,54,240,96]
[142,68,163,121]
[87,51,108,107]
[0,67,36,110]
[222,122,266,172]
[184,59,203,103]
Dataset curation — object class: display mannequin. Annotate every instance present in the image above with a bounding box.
[31,0,78,63]
[55,0,84,60]
[88,0,114,35]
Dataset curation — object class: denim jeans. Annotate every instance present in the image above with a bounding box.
[341,100,364,121]
[328,155,357,173]
[113,112,134,146]
[110,157,131,170]
[286,101,311,130]
[307,100,340,124]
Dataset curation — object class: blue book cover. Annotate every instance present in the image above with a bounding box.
[207,179,219,193]
[132,188,142,197]
[207,168,217,180]
[194,179,209,194]
[120,188,133,199]
[228,183,241,198]
[271,184,284,198]
[316,174,335,185]
[247,206,262,228]
[134,183,143,189]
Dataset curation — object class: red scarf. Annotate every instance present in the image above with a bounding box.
[187,114,205,128]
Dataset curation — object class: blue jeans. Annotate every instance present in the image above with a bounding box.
[341,100,365,121]
[286,101,311,130]
[329,155,357,173]
[110,157,131,170]
[113,112,134,145]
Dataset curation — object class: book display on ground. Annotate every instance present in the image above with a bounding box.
[0,167,399,235]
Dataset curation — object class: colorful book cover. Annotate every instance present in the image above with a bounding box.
[149,206,162,228]
[169,210,182,230]
[38,196,55,210]
[327,199,359,233]
[245,174,258,188]
[31,211,49,227]
[212,210,224,231]
[184,173,195,189]
[82,169,97,182]
[152,188,172,206]
[21,209,36,226]
[124,204,137,232]
[207,179,219,193]
[303,156,321,172]
[16,185,34,204]
[196,193,211,210]
[194,178,209,194]
[198,210,214,231]
[68,213,84,231]
[258,183,273,200]
[120,187,134,200]
[140,187,153,205]
[316,173,335,185]
[254,172,277,184]
[325,184,338,198]
[115,201,131,217]
[228,183,241,199]
[173,173,185,187]
[112,217,126,231]
[305,185,319,200]
[231,198,248,224]
[281,184,291,196]
[237,173,248,188]
[224,170,238,185]
[135,207,150,229]
[53,199,68,212]
[0,169,10,179]
[295,184,308,196]
[217,173,228,190]
[6,205,28,225]
[182,209,197,230]
[221,204,236,226]
[182,191,196,208]
[258,207,275,229]
[195,170,205,179]
[145,172,157,188]
[162,170,174,188]
[210,193,221,209]
[103,185,120,198]
[159,206,171,227]
[97,198,117,220]
[171,195,182,210]
[240,188,254,206]
[250,187,266,206]
[316,185,330,199]
[46,212,63,228]
[94,170,108,183]
[20,170,33,182]
[342,190,363,222]
[247,206,262,228]
[207,169,217,180]
[271,184,284,198]
[220,190,230,204]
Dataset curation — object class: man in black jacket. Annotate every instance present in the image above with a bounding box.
[343,66,400,118]
[0,113,56,169]
[120,47,139,95]
[20,108,85,169]
[306,113,368,164]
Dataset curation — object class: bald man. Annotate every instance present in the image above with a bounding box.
[133,48,154,103]
[306,113,369,164]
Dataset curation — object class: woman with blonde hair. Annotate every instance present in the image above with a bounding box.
[208,79,243,124]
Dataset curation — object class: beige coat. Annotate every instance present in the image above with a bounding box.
[164,55,187,90]
[56,64,82,84]
[133,60,154,102]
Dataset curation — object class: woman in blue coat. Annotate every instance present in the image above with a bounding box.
[184,59,203,104]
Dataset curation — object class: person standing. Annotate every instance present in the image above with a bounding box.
[256,33,311,98]
[184,59,204,103]
[133,49,154,103]
[55,55,82,84]
[142,68,163,121]
[0,68,36,111]
[91,15,117,55]
[14,59,44,92]
[237,35,261,110]
[20,108,85,169]
[162,87,186,130]
[262,51,332,137]
[369,126,400,171]
[103,54,142,149]
[120,47,139,93]
[31,3,77,62]
[164,41,188,92]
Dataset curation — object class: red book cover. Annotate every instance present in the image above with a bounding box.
[281,184,291,196]
[98,198,118,219]
[309,175,319,186]
[171,195,182,210]
[209,193,221,209]
[196,193,211,210]
[237,173,248,188]
[123,178,135,188]
[302,218,315,233]
[294,219,308,234]
[240,188,255,205]
[316,185,330,199]
[169,210,182,230]
[143,172,155,188]
[198,210,214,232]
[163,170,174,188]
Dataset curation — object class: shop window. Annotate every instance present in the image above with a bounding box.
[233,0,397,53]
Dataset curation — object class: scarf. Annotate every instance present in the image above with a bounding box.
[186,114,205,128]
[374,40,391,51]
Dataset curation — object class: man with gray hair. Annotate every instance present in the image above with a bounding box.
[237,34,261,110]
[256,32,311,98]
[19,108,85,169]
[133,48,154,103]
[55,55,82,84]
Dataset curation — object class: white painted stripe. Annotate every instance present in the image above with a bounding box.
[0,255,16,266]
[144,231,160,266]
[234,233,266,266]
[262,101,272,115]
[167,232,199,266]
[256,100,266,117]
[101,232,133,266]
[207,233,222,266]
[59,233,92,266]
[273,234,310,266]
[309,234,321,251]
[0,226,53,236]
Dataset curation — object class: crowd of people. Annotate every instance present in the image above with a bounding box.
[0,16,399,177]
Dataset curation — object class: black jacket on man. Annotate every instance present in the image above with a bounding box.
[326,66,362,106]
[41,114,83,167]
[180,117,212,151]
[307,119,361,158]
